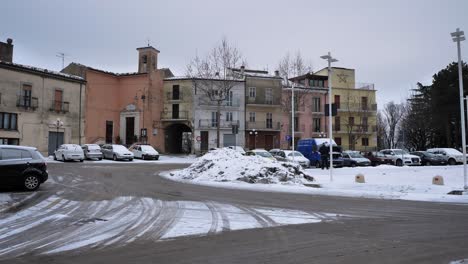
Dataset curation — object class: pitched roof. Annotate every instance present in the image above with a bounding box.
[0,60,85,83]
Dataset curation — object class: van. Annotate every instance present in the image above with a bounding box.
[297,138,341,167]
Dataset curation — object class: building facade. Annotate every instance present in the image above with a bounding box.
[0,39,86,155]
[62,46,172,152]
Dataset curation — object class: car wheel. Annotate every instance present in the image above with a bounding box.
[113,155,117,161]
[62,155,67,162]
[129,158,133,161]
[98,158,102,161]
[53,154,57,161]
[396,159,403,167]
[24,174,40,191]
[351,163,356,168]
[80,159,84,162]
[448,158,456,165]
[142,155,146,160]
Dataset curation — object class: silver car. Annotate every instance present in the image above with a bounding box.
[101,144,134,161]
[82,144,103,160]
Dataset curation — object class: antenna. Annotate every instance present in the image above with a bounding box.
[56,52,68,69]
[147,38,150,47]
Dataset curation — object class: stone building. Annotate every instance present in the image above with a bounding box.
[0,38,86,155]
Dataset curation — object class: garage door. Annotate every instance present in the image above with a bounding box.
[223,134,236,147]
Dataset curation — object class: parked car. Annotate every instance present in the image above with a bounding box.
[342,151,371,167]
[410,151,447,166]
[54,144,84,162]
[129,144,159,160]
[226,146,246,155]
[362,151,392,166]
[101,144,134,161]
[245,149,276,161]
[426,148,464,165]
[379,149,421,166]
[0,145,48,191]
[297,138,341,168]
[81,144,103,160]
[269,149,310,167]
[330,152,344,168]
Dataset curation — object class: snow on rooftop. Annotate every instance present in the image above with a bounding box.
[0,61,84,81]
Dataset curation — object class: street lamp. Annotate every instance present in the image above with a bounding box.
[52,118,64,150]
[321,52,338,182]
[249,129,258,149]
[451,28,467,190]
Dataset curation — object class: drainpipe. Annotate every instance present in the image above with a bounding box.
[79,83,82,145]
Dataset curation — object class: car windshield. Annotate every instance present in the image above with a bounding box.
[255,151,272,158]
[141,145,156,152]
[349,152,364,158]
[113,145,128,152]
[287,152,304,157]
[87,145,100,150]
[392,150,408,155]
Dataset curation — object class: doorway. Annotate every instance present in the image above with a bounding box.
[48,131,64,155]
[200,131,209,152]
[125,117,135,145]
[265,135,273,150]
[106,121,113,143]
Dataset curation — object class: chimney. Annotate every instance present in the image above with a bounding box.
[0,38,14,62]
[274,70,279,77]
[240,65,245,74]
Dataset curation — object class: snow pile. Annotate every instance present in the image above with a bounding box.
[169,148,314,185]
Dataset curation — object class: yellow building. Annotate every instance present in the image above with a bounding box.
[315,67,377,151]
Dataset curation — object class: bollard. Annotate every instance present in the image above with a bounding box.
[432,175,444,185]
[355,173,365,183]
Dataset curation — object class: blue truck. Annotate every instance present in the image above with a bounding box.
[297,138,343,168]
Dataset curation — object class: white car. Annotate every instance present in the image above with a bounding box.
[379,149,421,166]
[225,146,246,155]
[426,148,463,165]
[282,150,310,167]
[130,144,159,160]
[54,144,85,162]
[246,149,276,161]
[342,151,371,166]
[101,144,134,161]
[81,144,103,160]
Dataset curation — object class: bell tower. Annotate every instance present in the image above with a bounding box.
[137,46,160,73]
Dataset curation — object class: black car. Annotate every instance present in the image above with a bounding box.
[410,151,447,166]
[0,145,48,191]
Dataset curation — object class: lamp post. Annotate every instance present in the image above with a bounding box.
[52,118,64,150]
[291,83,295,162]
[451,28,467,190]
[249,129,258,149]
[321,52,338,182]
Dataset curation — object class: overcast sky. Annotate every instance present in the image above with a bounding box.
[1,0,467,106]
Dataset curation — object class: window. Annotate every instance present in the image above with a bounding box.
[313,118,321,132]
[226,91,233,106]
[318,80,324,87]
[0,112,18,130]
[335,137,342,146]
[312,97,321,112]
[1,149,30,160]
[361,97,368,110]
[226,112,233,122]
[54,89,63,111]
[265,88,273,104]
[266,113,272,128]
[21,84,32,107]
[362,137,369,146]
[335,116,340,131]
[249,87,256,98]
[349,117,355,126]
[249,112,256,122]
[362,117,368,132]
[211,112,217,127]
[0,138,19,145]
[294,117,299,131]
[309,80,314,87]
[172,85,180,100]
[334,95,340,109]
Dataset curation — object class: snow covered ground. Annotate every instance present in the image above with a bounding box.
[163,150,468,204]
[45,154,197,164]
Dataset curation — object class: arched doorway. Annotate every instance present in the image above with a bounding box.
[165,123,192,154]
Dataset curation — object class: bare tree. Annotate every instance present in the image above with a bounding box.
[186,37,245,148]
[381,101,405,149]
[376,111,388,149]
[277,51,313,85]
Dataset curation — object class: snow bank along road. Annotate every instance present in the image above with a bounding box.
[1,163,468,264]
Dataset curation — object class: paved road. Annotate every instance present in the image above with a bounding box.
[1,163,467,264]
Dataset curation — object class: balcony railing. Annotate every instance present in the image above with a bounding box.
[16,96,38,110]
[337,103,377,112]
[198,119,239,129]
[333,125,377,133]
[246,97,281,106]
[49,100,70,113]
[246,121,281,130]
[166,92,184,101]
[198,98,241,107]
[161,111,189,120]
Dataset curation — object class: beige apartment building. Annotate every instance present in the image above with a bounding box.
[0,38,86,155]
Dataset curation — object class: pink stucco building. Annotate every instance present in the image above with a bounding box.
[62,46,173,152]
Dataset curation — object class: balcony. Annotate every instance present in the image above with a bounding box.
[161,111,189,120]
[246,121,281,131]
[16,96,38,110]
[198,119,239,129]
[49,100,70,113]
[337,103,377,112]
[333,125,377,133]
[166,92,184,101]
[246,97,281,106]
[198,98,241,108]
